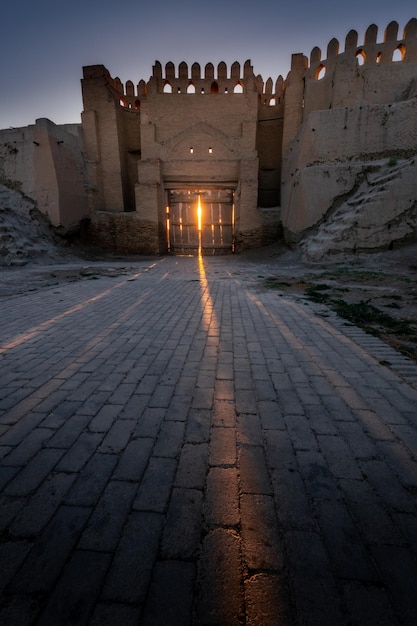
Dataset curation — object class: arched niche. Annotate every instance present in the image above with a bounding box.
[210,81,219,94]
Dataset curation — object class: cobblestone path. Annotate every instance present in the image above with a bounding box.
[1,256,417,625]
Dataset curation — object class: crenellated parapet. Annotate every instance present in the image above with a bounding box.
[148,59,255,95]
[282,19,417,158]
[302,19,417,115]
[84,60,284,111]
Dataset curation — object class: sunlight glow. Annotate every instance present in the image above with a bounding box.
[197,194,203,254]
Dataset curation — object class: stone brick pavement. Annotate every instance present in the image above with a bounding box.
[0,255,417,625]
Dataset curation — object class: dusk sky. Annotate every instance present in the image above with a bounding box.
[1,1,416,129]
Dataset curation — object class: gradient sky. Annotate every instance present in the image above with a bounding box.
[0,1,416,129]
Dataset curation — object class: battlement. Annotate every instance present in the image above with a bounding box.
[303,18,417,80]
[82,60,284,111]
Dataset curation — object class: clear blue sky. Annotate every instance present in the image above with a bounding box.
[0,1,415,129]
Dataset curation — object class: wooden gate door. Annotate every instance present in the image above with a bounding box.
[168,189,234,255]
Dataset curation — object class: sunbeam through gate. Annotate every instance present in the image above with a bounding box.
[167,189,234,256]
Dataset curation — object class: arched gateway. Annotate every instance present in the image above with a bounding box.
[80,61,282,255]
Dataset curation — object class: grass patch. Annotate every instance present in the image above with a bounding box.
[264,277,292,289]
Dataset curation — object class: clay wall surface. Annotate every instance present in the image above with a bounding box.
[0,119,87,227]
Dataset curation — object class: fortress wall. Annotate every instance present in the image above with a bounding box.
[282,19,417,160]
[0,119,87,227]
[81,66,131,213]
[281,98,417,240]
[280,19,417,249]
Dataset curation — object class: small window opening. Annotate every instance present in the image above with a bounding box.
[356,50,366,66]
[187,83,196,93]
[233,82,243,93]
[392,45,405,62]
[163,82,172,93]
[190,147,194,154]
[208,147,213,154]
[315,65,326,80]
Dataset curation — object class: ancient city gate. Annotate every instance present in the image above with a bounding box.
[167,189,234,255]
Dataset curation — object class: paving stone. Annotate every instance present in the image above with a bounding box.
[112,436,154,481]
[9,505,91,593]
[284,529,346,625]
[264,429,297,470]
[239,445,273,495]
[271,468,315,531]
[141,561,196,626]
[37,550,112,626]
[370,545,417,624]
[241,492,284,572]
[209,426,236,466]
[185,408,212,442]
[44,413,92,449]
[134,406,165,438]
[133,456,177,512]
[0,539,32,594]
[339,478,404,545]
[64,452,118,507]
[78,480,137,551]
[152,420,185,458]
[161,487,203,559]
[296,449,342,501]
[175,442,208,489]
[316,499,380,581]
[98,418,136,454]
[2,256,417,624]
[244,573,294,626]
[195,528,244,625]
[1,427,55,467]
[56,432,104,473]
[4,448,65,496]
[10,472,77,537]
[101,511,164,604]
[236,413,263,446]
[90,603,142,626]
[204,467,239,527]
